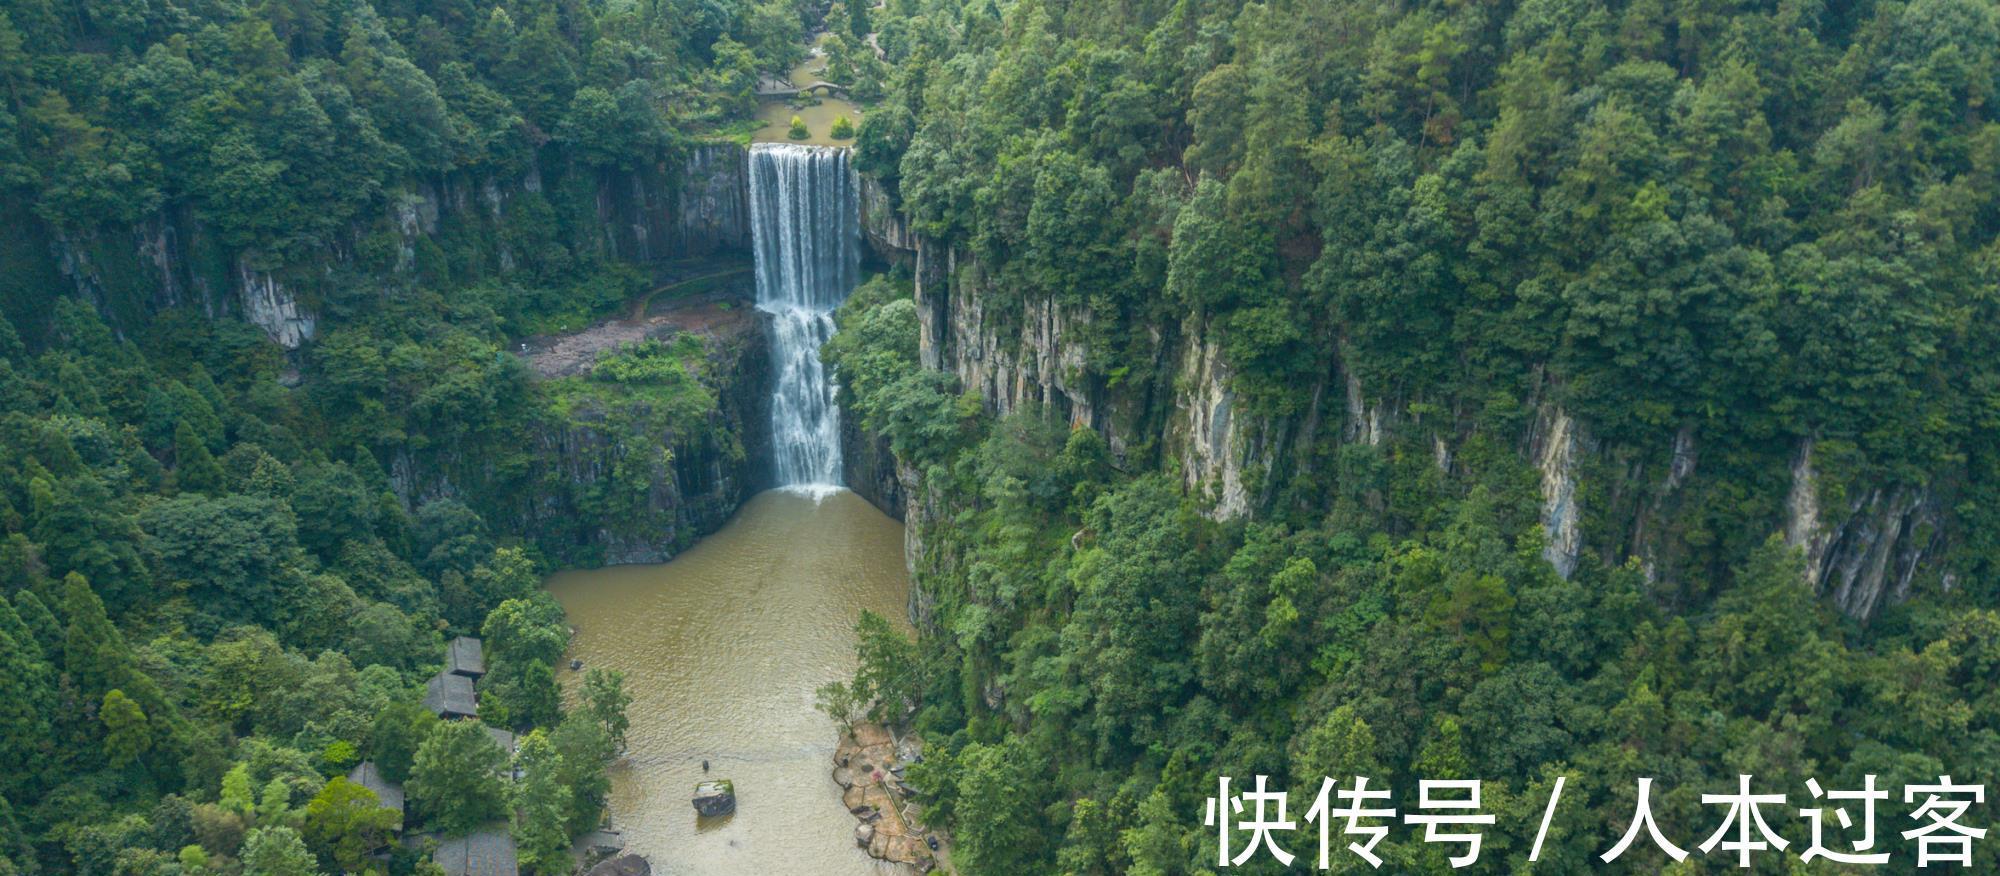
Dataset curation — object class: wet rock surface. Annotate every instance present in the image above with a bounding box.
[692,780,737,817]
[834,724,941,872]
[584,854,651,876]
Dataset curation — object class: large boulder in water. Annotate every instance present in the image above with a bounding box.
[585,854,651,876]
[692,780,736,817]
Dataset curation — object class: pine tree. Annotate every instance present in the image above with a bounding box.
[0,536,40,595]
[0,312,22,361]
[0,600,46,672]
[0,792,32,875]
[408,720,507,835]
[220,763,256,816]
[60,573,163,713]
[173,420,226,495]
[99,689,150,768]
[240,826,320,876]
[0,624,52,798]
[256,777,291,825]
[12,591,60,658]
[510,731,572,875]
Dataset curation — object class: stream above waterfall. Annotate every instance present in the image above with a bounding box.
[549,490,913,875]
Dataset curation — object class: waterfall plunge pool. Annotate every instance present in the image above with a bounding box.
[549,489,913,875]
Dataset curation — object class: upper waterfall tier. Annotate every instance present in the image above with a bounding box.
[750,143,861,315]
[749,143,860,488]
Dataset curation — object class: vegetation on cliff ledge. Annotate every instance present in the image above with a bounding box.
[828,0,2000,872]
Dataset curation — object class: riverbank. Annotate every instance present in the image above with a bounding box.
[834,723,951,873]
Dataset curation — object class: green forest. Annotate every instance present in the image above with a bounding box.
[0,0,822,873]
[821,0,2000,872]
[2,0,1998,872]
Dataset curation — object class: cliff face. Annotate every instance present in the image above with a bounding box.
[843,181,920,520]
[1531,407,1587,580]
[17,145,753,350]
[842,412,907,520]
[526,302,771,565]
[860,175,916,259]
[890,223,1949,621]
[590,144,752,265]
[1784,439,1943,618]
[385,278,771,568]
[29,143,766,567]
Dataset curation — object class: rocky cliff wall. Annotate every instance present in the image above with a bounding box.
[13,145,753,350]
[843,175,919,520]
[388,284,771,567]
[527,306,771,565]
[860,175,916,260]
[892,224,1949,620]
[1784,438,1943,618]
[841,414,908,521]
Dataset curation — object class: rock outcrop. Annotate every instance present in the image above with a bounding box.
[236,260,316,349]
[584,855,650,876]
[1167,322,1329,522]
[576,144,752,264]
[860,175,916,258]
[385,278,771,568]
[1785,438,1941,618]
[834,724,937,872]
[842,413,908,519]
[1531,407,1585,580]
[859,171,1959,622]
[525,291,770,566]
[692,780,737,817]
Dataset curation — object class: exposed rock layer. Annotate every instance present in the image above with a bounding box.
[881,211,1946,620]
[14,145,752,349]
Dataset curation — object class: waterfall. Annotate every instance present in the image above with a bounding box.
[749,143,860,490]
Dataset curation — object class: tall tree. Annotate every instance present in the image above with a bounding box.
[173,420,226,495]
[510,730,572,875]
[0,623,51,798]
[579,669,630,750]
[408,720,507,836]
[302,777,399,872]
[99,689,151,768]
[369,700,440,783]
[61,573,160,710]
[239,826,320,876]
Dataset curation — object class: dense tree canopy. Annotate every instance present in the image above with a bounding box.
[0,0,683,870]
[3,0,1997,871]
[826,0,2000,871]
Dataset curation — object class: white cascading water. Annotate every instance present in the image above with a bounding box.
[749,143,860,491]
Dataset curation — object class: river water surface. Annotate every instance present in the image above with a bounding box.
[547,489,911,875]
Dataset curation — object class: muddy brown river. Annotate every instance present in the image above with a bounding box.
[548,489,912,875]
